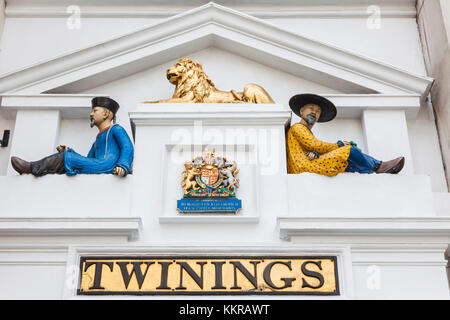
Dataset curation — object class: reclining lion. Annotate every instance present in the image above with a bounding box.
[143,58,275,104]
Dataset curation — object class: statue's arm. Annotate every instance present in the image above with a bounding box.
[112,126,134,175]
[87,143,96,158]
[290,124,339,154]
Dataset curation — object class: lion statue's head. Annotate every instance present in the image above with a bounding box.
[167,58,216,102]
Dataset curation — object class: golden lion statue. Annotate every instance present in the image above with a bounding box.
[143,58,275,104]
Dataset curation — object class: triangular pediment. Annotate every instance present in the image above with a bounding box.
[0,2,433,98]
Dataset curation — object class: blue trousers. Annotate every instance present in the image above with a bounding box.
[345,146,381,174]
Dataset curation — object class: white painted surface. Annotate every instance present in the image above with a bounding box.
[0,3,432,96]
[0,1,448,300]
[0,217,141,240]
[362,110,414,174]
[129,103,289,234]
[7,109,60,175]
[286,173,435,217]
[281,218,450,298]
[0,4,426,77]
[408,99,448,192]
[434,192,450,216]
[0,175,133,217]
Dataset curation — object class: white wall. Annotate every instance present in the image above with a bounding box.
[80,47,340,142]
[1,44,447,191]
[0,17,158,75]
[1,6,441,184]
[268,18,428,76]
[0,2,449,299]
[0,16,427,77]
[78,47,444,192]
[0,0,12,175]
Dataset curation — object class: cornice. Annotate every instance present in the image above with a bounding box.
[0,94,421,120]
[277,216,450,241]
[129,103,292,126]
[0,217,142,240]
[5,6,416,19]
[0,2,432,98]
[0,93,104,119]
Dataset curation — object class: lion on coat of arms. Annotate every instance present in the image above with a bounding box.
[143,58,275,104]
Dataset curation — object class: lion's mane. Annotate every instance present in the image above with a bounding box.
[172,59,217,102]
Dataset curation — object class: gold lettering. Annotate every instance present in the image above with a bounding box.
[78,257,338,295]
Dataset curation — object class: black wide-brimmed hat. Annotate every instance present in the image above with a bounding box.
[91,97,120,115]
[289,93,337,123]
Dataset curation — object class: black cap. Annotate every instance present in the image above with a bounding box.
[91,97,120,115]
[289,93,337,123]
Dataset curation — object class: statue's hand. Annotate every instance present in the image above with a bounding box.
[56,145,68,153]
[307,151,318,161]
[113,166,126,177]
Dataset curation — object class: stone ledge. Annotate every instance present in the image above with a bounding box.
[277,216,450,241]
[287,173,435,217]
[130,103,291,126]
[0,94,105,119]
[0,217,142,240]
[159,216,259,224]
[0,175,132,217]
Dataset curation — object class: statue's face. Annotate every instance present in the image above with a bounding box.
[90,106,110,128]
[166,60,187,84]
[299,104,322,125]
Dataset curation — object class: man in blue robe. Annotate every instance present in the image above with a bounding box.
[10,97,134,177]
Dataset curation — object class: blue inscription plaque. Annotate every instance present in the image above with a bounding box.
[177,198,242,214]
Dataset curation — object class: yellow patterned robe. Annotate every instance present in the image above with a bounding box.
[286,123,351,176]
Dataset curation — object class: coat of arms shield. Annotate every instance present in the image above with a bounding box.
[178,148,241,214]
[197,167,222,188]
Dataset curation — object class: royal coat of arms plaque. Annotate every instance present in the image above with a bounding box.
[177,149,242,214]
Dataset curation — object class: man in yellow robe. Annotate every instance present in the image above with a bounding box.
[286,94,405,176]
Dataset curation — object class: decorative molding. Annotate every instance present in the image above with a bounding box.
[0,3,432,98]
[4,6,417,19]
[0,94,422,121]
[0,261,67,266]
[0,217,142,240]
[277,217,450,241]
[323,94,421,118]
[351,261,446,266]
[159,216,260,224]
[0,94,106,119]
[0,244,69,266]
[130,103,291,126]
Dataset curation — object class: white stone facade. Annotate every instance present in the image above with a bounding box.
[0,0,449,299]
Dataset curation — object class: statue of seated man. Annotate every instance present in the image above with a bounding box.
[11,97,134,177]
[286,93,404,176]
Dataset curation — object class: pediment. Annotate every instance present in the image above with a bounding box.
[0,2,433,98]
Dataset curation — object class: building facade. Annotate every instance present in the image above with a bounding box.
[0,0,449,299]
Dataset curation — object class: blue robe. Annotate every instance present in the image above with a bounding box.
[336,141,381,173]
[63,124,134,176]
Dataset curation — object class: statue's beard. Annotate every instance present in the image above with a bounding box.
[305,114,317,125]
[90,117,95,128]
